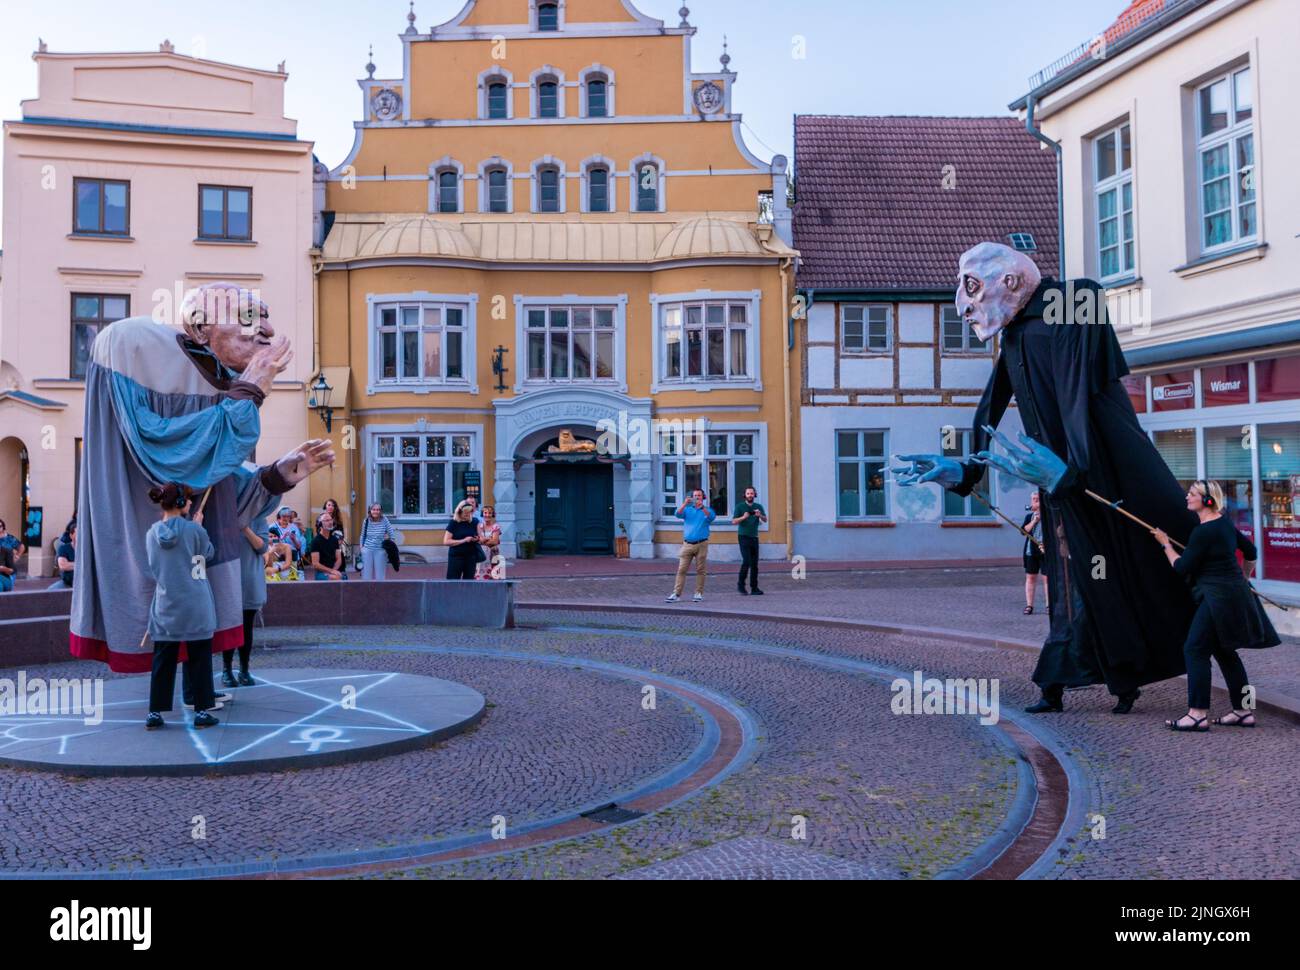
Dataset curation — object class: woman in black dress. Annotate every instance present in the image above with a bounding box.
[1021,490,1047,615]
[1152,480,1280,732]
[444,500,480,580]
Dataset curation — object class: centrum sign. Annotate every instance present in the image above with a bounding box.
[1152,382,1194,401]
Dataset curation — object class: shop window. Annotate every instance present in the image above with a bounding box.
[660,431,756,520]
[374,433,475,519]
[1259,421,1300,582]
[1153,428,1197,493]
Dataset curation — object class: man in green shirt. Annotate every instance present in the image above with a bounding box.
[731,486,767,595]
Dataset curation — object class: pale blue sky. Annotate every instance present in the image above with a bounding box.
[0,0,1125,241]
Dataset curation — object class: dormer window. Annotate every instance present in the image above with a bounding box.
[537,2,559,31]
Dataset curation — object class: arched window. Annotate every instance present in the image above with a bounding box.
[486,168,510,213]
[537,2,560,31]
[537,167,561,213]
[437,171,460,213]
[487,81,509,120]
[586,77,608,118]
[636,163,659,212]
[538,80,559,118]
[588,166,610,212]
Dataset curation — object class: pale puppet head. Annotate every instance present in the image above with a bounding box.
[955,242,1043,342]
[178,282,275,373]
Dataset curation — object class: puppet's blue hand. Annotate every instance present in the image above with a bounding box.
[891,454,964,488]
[973,426,1068,491]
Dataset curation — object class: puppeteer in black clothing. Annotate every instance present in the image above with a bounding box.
[952,279,1200,707]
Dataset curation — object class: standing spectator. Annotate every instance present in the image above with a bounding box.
[0,528,15,593]
[318,501,349,572]
[1022,490,1048,615]
[666,489,716,603]
[731,486,767,596]
[322,499,346,541]
[477,505,502,579]
[225,499,276,687]
[358,503,397,581]
[0,519,26,589]
[144,483,218,730]
[47,522,76,591]
[444,500,480,580]
[309,511,346,581]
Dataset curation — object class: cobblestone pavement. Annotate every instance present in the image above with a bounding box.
[0,622,1016,879]
[516,566,1300,708]
[3,584,1296,879]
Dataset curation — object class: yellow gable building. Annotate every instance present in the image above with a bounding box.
[313,0,798,563]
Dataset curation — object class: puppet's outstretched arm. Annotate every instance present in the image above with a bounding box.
[973,426,1069,492]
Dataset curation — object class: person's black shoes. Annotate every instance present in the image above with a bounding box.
[750,588,764,595]
[737,586,749,595]
[1025,695,1064,714]
[1112,689,1141,714]
[193,711,219,729]
[145,712,164,730]
[221,669,238,688]
[237,670,255,687]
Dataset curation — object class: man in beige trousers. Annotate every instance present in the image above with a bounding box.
[666,489,717,603]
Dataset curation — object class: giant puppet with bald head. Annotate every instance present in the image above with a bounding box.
[71,283,334,672]
[895,244,1198,714]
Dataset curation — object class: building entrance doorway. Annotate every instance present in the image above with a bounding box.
[535,462,614,555]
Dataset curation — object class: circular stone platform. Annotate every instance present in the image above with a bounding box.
[0,668,485,777]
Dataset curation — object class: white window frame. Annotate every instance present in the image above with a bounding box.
[579,154,618,213]
[1093,121,1136,282]
[478,67,514,121]
[578,64,616,118]
[835,429,890,521]
[942,428,994,520]
[477,156,514,214]
[368,425,483,525]
[428,156,464,214]
[1195,66,1257,255]
[513,294,628,392]
[629,152,666,213]
[841,304,892,354]
[657,424,768,529]
[940,304,991,355]
[366,291,479,395]
[529,66,567,119]
[529,155,568,213]
[650,290,763,392]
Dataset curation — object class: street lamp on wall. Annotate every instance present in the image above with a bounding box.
[308,372,335,433]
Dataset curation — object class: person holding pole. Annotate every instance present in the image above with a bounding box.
[1152,480,1280,732]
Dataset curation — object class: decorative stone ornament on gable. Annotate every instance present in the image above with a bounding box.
[693,81,723,115]
[371,87,403,121]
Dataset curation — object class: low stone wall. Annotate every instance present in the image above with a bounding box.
[0,580,514,669]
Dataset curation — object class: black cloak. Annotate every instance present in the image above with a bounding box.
[954,279,1199,695]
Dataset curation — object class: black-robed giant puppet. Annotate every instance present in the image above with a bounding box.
[894,242,1198,713]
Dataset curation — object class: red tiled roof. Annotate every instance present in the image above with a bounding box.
[793,115,1059,291]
